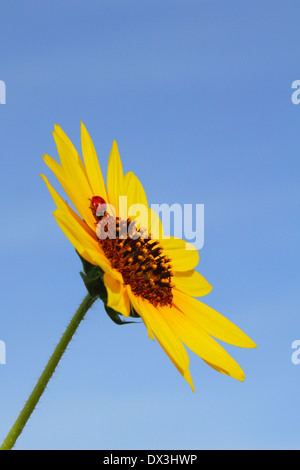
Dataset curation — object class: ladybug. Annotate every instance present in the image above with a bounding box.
[90,196,107,219]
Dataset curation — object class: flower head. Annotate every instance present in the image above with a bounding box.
[41,122,256,391]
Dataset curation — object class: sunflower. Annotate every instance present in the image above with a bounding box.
[41,122,256,392]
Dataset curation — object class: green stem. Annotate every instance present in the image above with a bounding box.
[0,292,97,450]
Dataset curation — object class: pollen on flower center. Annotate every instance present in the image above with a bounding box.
[90,200,173,307]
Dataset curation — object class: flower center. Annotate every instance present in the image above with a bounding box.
[90,201,173,307]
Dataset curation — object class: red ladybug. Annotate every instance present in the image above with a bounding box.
[90,196,107,218]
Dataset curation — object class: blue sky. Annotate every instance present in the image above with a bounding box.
[0,0,299,450]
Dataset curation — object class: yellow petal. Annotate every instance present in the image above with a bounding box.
[123,171,149,232]
[159,304,245,382]
[52,129,93,195]
[173,270,213,297]
[41,174,96,239]
[42,172,122,282]
[160,237,199,271]
[42,154,95,231]
[127,287,154,340]
[106,140,124,216]
[44,135,96,231]
[124,171,148,208]
[53,207,122,282]
[53,124,88,176]
[80,122,108,202]
[103,273,130,318]
[202,360,242,379]
[128,290,194,391]
[148,208,164,239]
[53,208,104,263]
[173,289,257,349]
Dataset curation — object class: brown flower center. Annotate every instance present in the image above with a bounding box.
[91,202,173,307]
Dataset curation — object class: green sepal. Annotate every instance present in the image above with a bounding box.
[104,305,138,325]
[78,256,106,301]
[76,251,140,326]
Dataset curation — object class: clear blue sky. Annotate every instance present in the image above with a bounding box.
[0,0,299,450]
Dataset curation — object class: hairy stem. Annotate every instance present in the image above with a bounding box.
[0,292,96,450]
